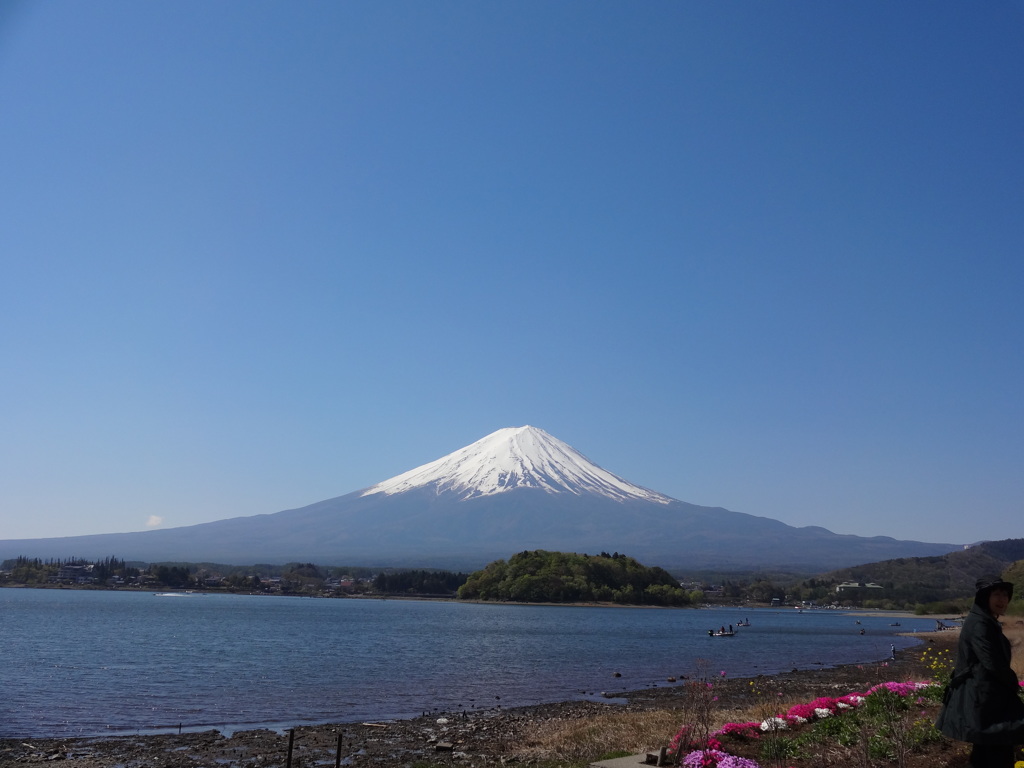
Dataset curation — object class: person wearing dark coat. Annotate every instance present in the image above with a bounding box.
[935,577,1024,767]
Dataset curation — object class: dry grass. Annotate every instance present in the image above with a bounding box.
[1004,619,1024,677]
[517,709,683,763]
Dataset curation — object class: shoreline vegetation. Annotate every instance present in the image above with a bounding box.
[5,551,982,622]
[0,580,966,617]
[9,544,1024,613]
[6,625,1023,768]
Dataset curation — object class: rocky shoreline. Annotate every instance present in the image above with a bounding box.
[1,631,956,768]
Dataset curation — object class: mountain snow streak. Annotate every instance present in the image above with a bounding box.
[361,425,674,504]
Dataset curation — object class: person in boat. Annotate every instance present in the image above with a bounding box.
[936,577,1024,767]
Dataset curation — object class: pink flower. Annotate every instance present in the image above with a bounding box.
[712,721,761,740]
[785,703,817,721]
[866,681,928,698]
[667,725,691,756]
[808,696,839,712]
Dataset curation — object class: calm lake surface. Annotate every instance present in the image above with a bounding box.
[0,589,934,738]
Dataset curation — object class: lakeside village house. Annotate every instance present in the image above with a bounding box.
[42,568,360,593]
[55,563,100,585]
[835,581,884,595]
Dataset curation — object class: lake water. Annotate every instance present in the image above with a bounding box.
[0,589,935,738]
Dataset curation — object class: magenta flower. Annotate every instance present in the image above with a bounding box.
[712,721,761,740]
[866,681,928,698]
[808,696,839,712]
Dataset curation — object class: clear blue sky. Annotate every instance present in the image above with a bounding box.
[2,1,1022,547]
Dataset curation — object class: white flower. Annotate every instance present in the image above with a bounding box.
[814,708,832,718]
[836,702,852,709]
[436,718,449,724]
[760,717,788,731]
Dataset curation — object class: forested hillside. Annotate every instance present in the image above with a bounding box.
[816,538,1024,606]
[456,550,694,605]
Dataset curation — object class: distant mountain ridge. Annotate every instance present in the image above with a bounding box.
[0,426,961,572]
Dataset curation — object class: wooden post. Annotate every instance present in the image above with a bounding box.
[334,733,343,768]
[286,728,295,768]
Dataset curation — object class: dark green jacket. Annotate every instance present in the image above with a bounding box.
[935,603,1024,744]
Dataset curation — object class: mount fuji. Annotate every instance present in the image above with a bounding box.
[360,425,674,504]
[0,426,959,572]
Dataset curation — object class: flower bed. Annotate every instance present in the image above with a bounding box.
[668,679,940,767]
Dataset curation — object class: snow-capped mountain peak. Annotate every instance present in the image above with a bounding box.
[360,425,674,504]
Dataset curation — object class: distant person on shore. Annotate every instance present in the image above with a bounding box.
[936,576,1024,767]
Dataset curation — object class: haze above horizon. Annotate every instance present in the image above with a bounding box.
[2,2,1021,546]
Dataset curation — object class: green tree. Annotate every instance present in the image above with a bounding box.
[458,550,690,606]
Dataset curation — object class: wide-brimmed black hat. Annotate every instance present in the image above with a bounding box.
[974,576,1014,602]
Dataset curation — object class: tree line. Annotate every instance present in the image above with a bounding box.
[0,556,467,596]
[374,569,468,595]
[6,542,1022,610]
